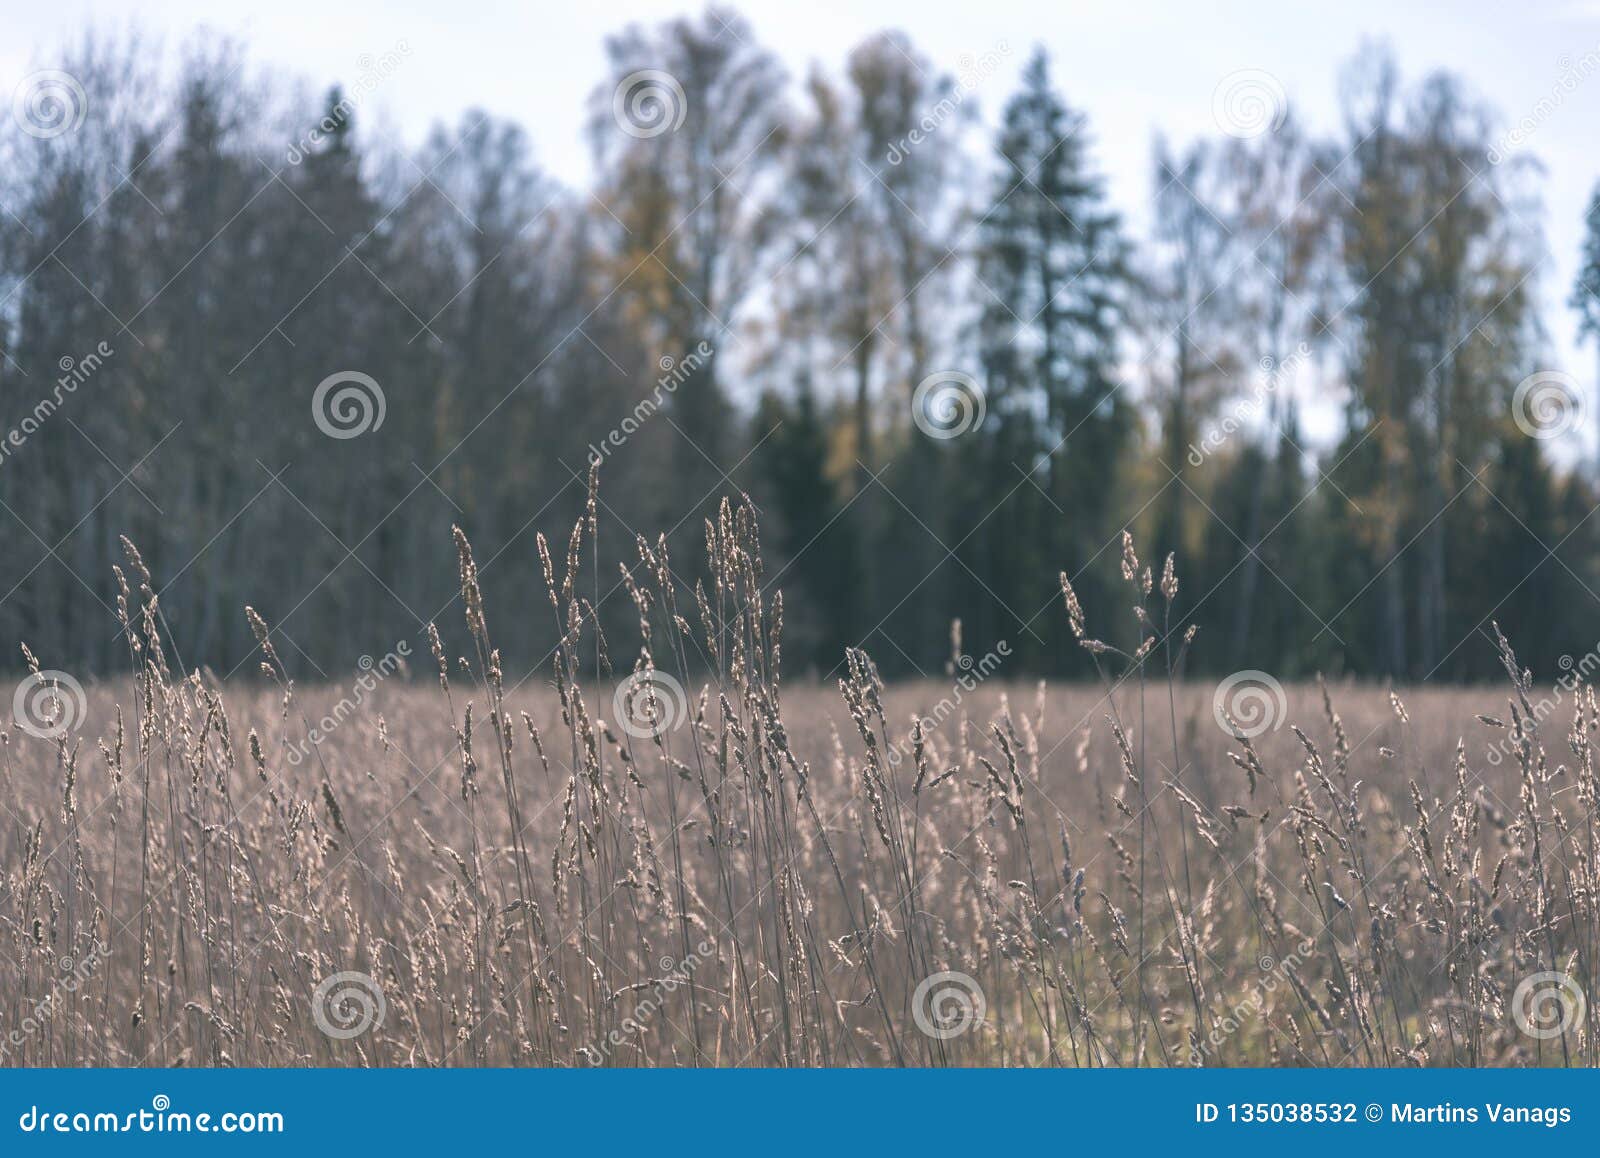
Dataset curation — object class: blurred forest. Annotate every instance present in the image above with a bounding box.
[4,8,1600,683]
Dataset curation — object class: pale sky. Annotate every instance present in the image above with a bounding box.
[7,0,1600,450]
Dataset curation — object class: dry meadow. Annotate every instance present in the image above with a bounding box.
[2,490,1595,1068]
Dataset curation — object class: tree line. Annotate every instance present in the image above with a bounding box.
[3,9,1599,684]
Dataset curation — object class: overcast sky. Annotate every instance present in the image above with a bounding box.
[8,0,1600,446]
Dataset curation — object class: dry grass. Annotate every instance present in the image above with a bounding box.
[2,481,1595,1067]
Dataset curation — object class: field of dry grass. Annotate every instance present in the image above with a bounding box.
[2,486,1595,1067]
